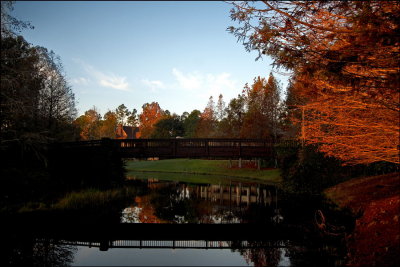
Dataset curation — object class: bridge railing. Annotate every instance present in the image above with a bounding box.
[43,239,288,250]
[116,138,279,147]
[50,138,300,158]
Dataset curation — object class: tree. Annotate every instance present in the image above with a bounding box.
[1,1,33,37]
[115,104,130,126]
[263,73,282,142]
[241,77,270,139]
[216,94,226,122]
[151,113,184,138]
[73,107,101,140]
[36,47,77,137]
[100,110,118,138]
[126,108,138,127]
[224,94,246,138]
[196,96,217,138]
[281,81,305,139]
[181,111,189,121]
[1,2,78,142]
[1,35,43,139]
[139,102,165,138]
[182,110,201,138]
[229,1,400,164]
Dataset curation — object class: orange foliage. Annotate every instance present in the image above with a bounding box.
[134,196,164,223]
[292,74,399,164]
[196,96,217,137]
[230,1,400,164]
[139,102,165,138]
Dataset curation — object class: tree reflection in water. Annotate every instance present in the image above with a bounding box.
[122,179,278,224]
[5,237,76,267]
[230,240,288,267]
[3,179,351,266]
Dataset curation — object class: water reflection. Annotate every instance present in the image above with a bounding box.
[122,179,281,224]
[5,237,77,267]
[3,176,350,266]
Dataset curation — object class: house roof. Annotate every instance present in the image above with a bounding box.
[122,126,140,139]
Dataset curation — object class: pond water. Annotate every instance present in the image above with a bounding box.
[3,175,350,266]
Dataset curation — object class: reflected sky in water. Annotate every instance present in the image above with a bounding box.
[73,247,251,266]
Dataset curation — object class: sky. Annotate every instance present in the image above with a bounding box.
[12,1,289,117]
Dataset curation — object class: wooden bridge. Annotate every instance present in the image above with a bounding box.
[52,138,298,159]
[5,221,304,251]
[45,239,289,251]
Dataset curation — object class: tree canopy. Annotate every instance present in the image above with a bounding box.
[229,1,400,164]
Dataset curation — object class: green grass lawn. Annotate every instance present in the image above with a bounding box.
[125,159,281,184]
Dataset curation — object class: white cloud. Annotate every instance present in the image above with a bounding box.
[99,75,129,90]
[73,58,130,91]
[172,68,202,90]
[71,77,90,86]
[205,72,237,95]
[141,79,165,92]
[171,68,239,101]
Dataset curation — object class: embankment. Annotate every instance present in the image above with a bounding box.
[324,172,400,267]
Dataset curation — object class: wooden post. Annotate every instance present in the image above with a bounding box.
[229,181,232,209]
[239,183,242,205]
[301,106,305,147]
[205,139,209,158]
[172,139,177,158]
[246,187,250,206]
[219,183,223,204]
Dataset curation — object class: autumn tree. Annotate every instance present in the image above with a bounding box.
[264,73,282,142]
[281,81,306,139]
[223,94,246,138]
[229,1,400,164]
[73,107,101,140]
[241,77,270,139]
[139,102,165,138]
[100,110,118,138]
[196,96,217,138]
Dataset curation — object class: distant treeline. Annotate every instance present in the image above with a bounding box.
[74,74,292,141]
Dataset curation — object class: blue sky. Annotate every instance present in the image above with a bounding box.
[12,1,289,116]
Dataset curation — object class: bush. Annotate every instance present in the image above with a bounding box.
[277,142,399,194]
[277,143,350,194]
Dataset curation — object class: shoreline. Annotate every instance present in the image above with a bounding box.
[324,172,400,267]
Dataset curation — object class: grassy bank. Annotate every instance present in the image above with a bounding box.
[125,159,281,184]
[17,187,138,213]
[53,187,137,210]
[324,172,400,267]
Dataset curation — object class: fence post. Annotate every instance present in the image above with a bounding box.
[172,139,177,157]
[205,139,209,158]
[238,140,242,168]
